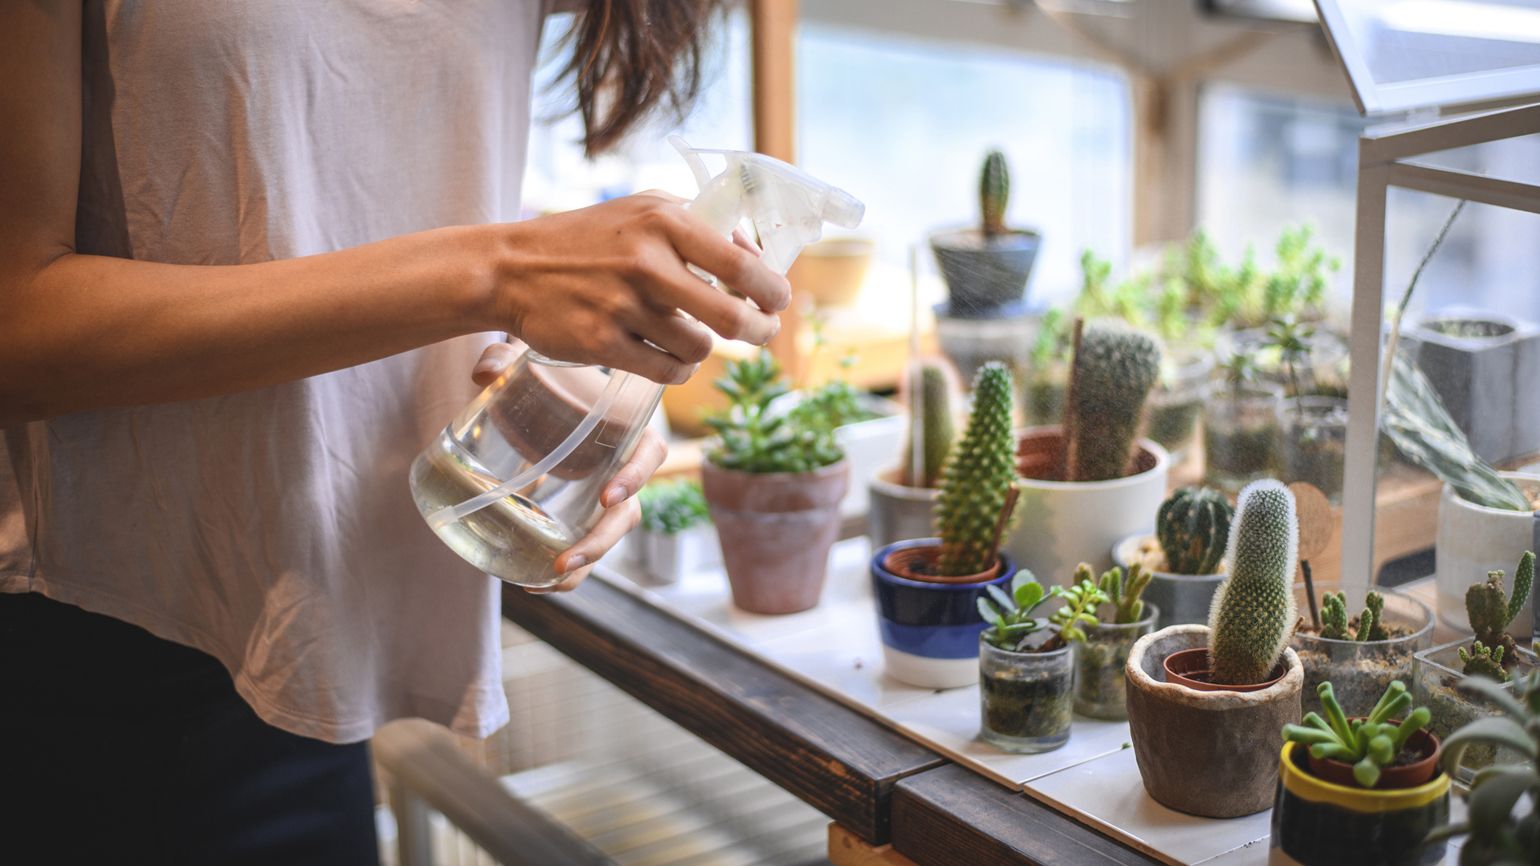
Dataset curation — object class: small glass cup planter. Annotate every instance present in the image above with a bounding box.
[1279,396,1349,504]
[1073,604,1159,720]
[1202,382,1282,495]
[979,633,1073,753]
[1291,583,1434,717]
[1412,639,1538,776]
[1145,353,1214,462]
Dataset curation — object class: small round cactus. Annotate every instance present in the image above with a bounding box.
[1156,486,1232,575]
[935,363,1018,576]
[980,150,1009,238]
[1208,480,1299,686]
[1066,322,1162,482]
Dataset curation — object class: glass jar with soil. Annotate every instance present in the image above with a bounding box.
[1203,381,1282,495]
[1412,640,1538,778]
[1073,603,1159,720]
[979,632,1073,753]
[1291,583,1434,717]
[1144,353,1213,463]
[1279,396,1349,504]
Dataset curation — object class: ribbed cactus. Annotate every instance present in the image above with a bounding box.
[1208,480,1299,686]
[1320,591,1389,642]
[935,362,1018,576]
[1459,641,1508,682]
[1156,487,1233,575]
[901,359,956,489]
[1464,550,1533,671]
[1079,561,1153,625]
[980,150,1009,238]
[1066,322,1162,481]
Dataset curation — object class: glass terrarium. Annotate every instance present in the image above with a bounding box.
[1073,604,1159,721]
[1144,353,1212,462]
[1412,640,1538,777]
[1290,582,1434,717]
[1202,381,1281,495]
[1279,396,1349,504]
[979,633,1073,754]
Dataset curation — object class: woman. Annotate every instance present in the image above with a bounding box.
[0,2,781,863]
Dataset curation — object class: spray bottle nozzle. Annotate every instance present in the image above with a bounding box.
[821,187,865,230]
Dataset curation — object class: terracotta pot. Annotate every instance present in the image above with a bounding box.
[1306,725,1440,790]
[1161,647,1287,693]
[882,544,1003,585]
[701,460,850,615]
[1125,624,1303,818]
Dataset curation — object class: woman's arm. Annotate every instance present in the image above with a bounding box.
[0,3,787,427]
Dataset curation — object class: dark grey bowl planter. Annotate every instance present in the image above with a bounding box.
[1401,311,1540,465]
[929,227,1040,318]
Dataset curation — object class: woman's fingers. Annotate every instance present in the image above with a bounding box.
[731,226,763,257]
[552,497,641,578]
[629,308,715,368]
[602,429,666,508]
[601,335,696,386]
[470,341,520,387]
[661,211,790,314]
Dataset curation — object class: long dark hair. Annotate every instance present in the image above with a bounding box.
[558,0,729,156]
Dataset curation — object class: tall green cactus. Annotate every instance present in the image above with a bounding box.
[980,150,1009,238]
[936,363,1018,576]
[1320,591,1389,642]
[1066,322,1162,481]
[1463,550,1534,673]
[1208,479,1299,686]
[901,359,956,488]
[1156,487,1233,575]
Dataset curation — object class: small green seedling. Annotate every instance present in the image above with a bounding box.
[1050,575,1110,643]
[978,570,1062,653]
[1282,680,1431,788]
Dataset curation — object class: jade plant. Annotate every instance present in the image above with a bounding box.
[705,350,843,474]
[1085,562,1152,625]
[980,149,1009,238]
[899,359,956,489]
[1282,680,1432,788]
[1320,591,1390,642]
[1156,486,1233,575]
[1051,575,1111,644]
[978,570,1061,652]
[935,362,1018,577]
[1064,322,1162,482]
[1461,551,1535,680]
[1208,479,1299,686]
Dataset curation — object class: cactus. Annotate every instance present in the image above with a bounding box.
[900,359,956,488]
[980,150,1009,238]
[1079,561,1152,625]
[1208,480,1299,686]
[1065,322,1162,482]
[1282,680,1431,788]
[935,363,1018,577]
[1459,641,1508,682]
[1319,591,1389,642]
[1464,551,1534,669]
[1156,486,1233,575]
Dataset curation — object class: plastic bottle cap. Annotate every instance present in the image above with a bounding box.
[822,188,865,229]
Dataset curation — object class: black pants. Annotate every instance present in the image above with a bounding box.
[0,592,379,866]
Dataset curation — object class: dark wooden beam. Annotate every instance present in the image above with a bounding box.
[502,577,944,844]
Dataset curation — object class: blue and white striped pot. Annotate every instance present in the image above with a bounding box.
[871,539,1015,689]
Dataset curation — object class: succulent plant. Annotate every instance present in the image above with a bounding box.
[1459,641,1508,683]
[638,479,710,535]
[935,362,1018,577]
[980,149,1009,238]
[1208,479,1299,686]
[1050,574,1110,645]
[1078,562,1152,625]
[1319,591,1389,642]
[1464,551,1534,672]
[1065,322,1162,482]
[705,350,844,474]
[1282,680,1431,788]
[978,570,1060,652]
[900,359,956,488]
[1156,486,1233,575]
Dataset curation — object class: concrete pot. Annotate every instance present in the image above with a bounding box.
[637,524,721,586]
[1125,624,1303,818]
[871,540,1013,688]
[701,460,849,615]
[929,227,1040,318]
[1112,533,1224,630]
[1433,471,1539,634]
[934,308,1039,385]
[1007,426,1169,585]
[1402,310,1540,465]
[867,468,939,549]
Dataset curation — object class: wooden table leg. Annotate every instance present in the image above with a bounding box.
[829,823,921,866]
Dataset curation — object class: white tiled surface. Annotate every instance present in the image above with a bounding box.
[603,545,1465,866]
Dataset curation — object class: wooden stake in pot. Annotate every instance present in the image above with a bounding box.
[1290,482,1334,630]
[1062,317,1086,482]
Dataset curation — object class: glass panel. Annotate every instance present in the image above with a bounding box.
[1402,131,1540,191]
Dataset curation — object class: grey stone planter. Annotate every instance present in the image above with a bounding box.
[866,468,939,549]
[929,227,1040,318]
[1401,310,1540,465]
[1112,534,1224,630]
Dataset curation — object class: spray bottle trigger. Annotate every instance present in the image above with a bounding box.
[669,135,713,192]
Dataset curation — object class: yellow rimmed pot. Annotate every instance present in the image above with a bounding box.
[1269,742,1450,866]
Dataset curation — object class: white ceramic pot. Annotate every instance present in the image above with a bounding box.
[1006,426,1169,586]
[1434,471,1539,634]
[639,524,721,585]
[832,396,906,519]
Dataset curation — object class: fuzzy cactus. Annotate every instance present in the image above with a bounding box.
[1065,322,1162,482]
[1080,561,1153,625]
[1465,551,1534,669]
[1208,480,1299,686]
[1156,486,1233,575]
[935,362,1018,576]
[1319,591,1389,642]
[1460,641,1508,682]
[980,150,1009,238]
[901,359,956,488]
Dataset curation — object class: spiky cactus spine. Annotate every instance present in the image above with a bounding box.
[1460,642,1508,682]
[1156,487,1233,575]
[1464,550,1533,669]
[901,360,956,488]
[1359,592,1389,641]
[1208,480,1299,685]
[935,363,1017,576]
[1320,592,1350,640]
[980,150,1009,238]
[1066,322,1162,482]
[1319,591,1389,641]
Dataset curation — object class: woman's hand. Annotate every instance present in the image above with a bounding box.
[472,342,666,593]
[492,193,790,386]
